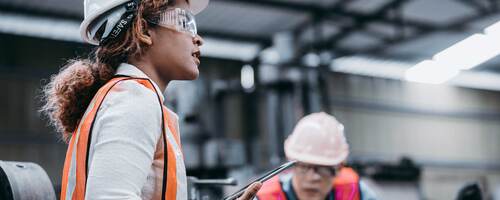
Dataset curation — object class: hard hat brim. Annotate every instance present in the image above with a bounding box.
[284,146,348,166]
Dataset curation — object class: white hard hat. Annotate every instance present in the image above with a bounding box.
[80,0,209,45]
[284,112,349,166]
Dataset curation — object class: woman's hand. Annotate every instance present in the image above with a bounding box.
[236,182,262,200]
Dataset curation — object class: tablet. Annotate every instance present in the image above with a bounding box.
[223,160,297,200]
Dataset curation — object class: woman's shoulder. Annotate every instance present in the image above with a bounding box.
[99,79,163,116]
[89,78,164,141]
[114,79,161,99]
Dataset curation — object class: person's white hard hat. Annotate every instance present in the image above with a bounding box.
[284,112,349,166]
[80,0,209,45]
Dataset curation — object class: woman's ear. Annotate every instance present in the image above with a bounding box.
[137,19,153,46]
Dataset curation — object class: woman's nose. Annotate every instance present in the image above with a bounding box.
[193,34,204,47]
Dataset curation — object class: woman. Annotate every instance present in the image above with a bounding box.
[41,0,261,199]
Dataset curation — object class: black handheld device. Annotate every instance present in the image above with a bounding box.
[223,160,297,200]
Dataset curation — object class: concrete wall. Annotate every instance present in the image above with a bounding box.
[326,73,500,199]
[327,73,500,166]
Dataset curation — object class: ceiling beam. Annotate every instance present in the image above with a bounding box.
[216,0,321,13]
[220,0,446,54]
[350,10,500,57]
[304,0,411,54]
[455,0,494,13]
[0,3,82,20]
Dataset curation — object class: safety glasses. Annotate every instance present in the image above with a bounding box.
[295,162,340,177]
[148,8,197,37]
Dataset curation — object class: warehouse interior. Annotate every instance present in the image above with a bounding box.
[1,0,500,199]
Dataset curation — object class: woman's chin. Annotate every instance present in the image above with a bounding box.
[183,69,199,80]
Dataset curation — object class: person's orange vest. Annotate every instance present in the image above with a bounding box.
[256,167,361,200]
[60,77,182,200]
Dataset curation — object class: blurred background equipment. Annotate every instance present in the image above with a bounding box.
[0,161,56,200]
[187,176,237,200]
[2,0,500,199]
[456,182,484,200]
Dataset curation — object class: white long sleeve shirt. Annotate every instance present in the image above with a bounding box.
[84,63,187,200]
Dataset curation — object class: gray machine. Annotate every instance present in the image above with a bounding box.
[0,160,56,200]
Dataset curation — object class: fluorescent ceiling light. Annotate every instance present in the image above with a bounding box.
[405,60,460,84]
[240,64,255,90]
[0,11,261,61]
[484,20,500,35]
[332,56,500,91]
[433,34,500,70]
[200,38,261,61]
[331,56,407,79]
[0,11,81,42]
[405,20,500,84]
[450,70,500,91]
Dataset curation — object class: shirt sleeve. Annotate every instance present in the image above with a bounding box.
[85,80,163,200]
[360,180,378,200]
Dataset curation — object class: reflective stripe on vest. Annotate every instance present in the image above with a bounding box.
[60,77,184,200]
[256,167,361,200]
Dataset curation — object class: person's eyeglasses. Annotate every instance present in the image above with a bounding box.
[148,8,197,37]
[295,162,339,177]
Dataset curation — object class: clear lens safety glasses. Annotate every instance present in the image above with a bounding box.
[149,8,197,37]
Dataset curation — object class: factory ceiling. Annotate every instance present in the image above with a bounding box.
[1,0,500,73]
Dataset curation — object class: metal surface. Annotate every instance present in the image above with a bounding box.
[187,176,237,200]
[0,161,56,200]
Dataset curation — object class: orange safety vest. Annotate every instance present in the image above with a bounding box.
[60,77,183,200]
[256,167,361,200]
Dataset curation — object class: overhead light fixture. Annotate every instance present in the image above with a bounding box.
[484,20,500,35]
[201,38,261,61]
[331,56,407,79]
[330,56,500,91]
[405,60,460,84]
[450,70,500,91]
[240,64,255,91]
[405,20,500,84]
[0,11,81,42]
[433,34,500,70]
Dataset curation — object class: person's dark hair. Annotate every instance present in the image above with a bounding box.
[41,0,174,141]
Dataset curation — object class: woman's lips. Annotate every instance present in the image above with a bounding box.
[192,51,200,65]
[194,57,200,66]
[303,188,321,195]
